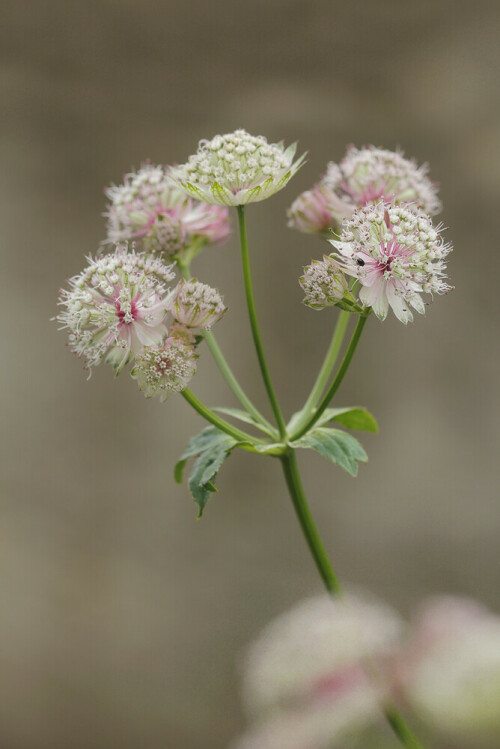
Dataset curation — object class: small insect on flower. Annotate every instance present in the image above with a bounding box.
[330,202,453,324]
[104,163,231,255]
[131,338,198,401]
[55,245,175,375]
[169,129,306,206]
[169,278,227,330]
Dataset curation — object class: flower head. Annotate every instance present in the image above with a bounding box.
[170,129,306,206]
[169,278,227,330]
[104,163,231,254]
[330,202,452,324]
[287,183,336,234]
[322,145,441,224]
[56,245,175,374]
[300,256,349,309]
[131,337,198,401]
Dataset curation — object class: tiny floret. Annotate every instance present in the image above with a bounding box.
[169,278,227,330]
[56,245,175,374]
[131,338,198,401]
[330,202,453,324]
[321,145,442,226]
[170,129,306,206]
[104,163,231,255]
[300,256,349,309]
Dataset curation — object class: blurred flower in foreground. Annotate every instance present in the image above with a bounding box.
[169,278,227,330]
[170,129,306,206]
[288,145,441,236]
[231,593,403,749]
[105,163,231,255]
[56,245,175,374]
[300,255,349,309]
[330,202,452,324]
[131,337,198,401]
[395,596,500,748]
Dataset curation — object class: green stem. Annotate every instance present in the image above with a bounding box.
[237,205,287,438]
[280,450,342,593]
[291,314,369,440]
[290,310,350,434]
[181,388,266,446]
[176,258,276,437]
[281,449,424,749]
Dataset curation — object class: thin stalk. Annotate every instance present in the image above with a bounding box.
[177,258,275,436]
[291,314,368,440]
[281,448,424,749]
[290,310,350,434]
[280,450,342,593]
[237,205,287,438]
[181,388,266,446]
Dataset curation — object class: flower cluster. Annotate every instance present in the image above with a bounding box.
[56,244,226,398]
[170,129,306,206]
[232,593,404,749]
[299,255,349,309]
[288,145,441,235]
[131,338,198,402]
[105,163,231,256]
[330,202,452,324]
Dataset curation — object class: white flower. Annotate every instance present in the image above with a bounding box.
[322,145,442,225]
[104,163,231,253]
[397,597,500,747]
[56,246,175,374]
[170,129,306,206]
[299,256,349,309]
[330,202,452,324]
[168,278,227,330]
[131,337,198,401]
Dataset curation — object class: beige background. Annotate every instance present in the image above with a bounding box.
[2,1,500,747]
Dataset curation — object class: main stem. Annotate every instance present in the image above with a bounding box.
[237,205,287,438]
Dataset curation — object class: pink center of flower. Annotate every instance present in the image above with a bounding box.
[116,299,139,326]
[312,664,365,702]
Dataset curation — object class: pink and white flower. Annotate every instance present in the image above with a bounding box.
[170,129,306,206]
[287,183,336,234]
[104,163,231,254]
[168,278,227,330]
[131,337,198,401]
[56,245,175,374]
[330,202,452,324]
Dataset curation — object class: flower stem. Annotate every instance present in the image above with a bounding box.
[291,313,369,440]
[237,205,287,439]
[281,448,424,749]
[280,450,342,593]
[177,258,276,436]
[181,388,266,446]
[290,310,351,434]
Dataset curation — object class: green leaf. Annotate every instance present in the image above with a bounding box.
[315,407,378,433]
[175,426,240,516]
[212,406,275,437]
[291,427,368,477]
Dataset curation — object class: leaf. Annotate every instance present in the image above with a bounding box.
[291,427,368,477]
[212,406,275,436]
[175,426,239,516]
[315,407,378,433]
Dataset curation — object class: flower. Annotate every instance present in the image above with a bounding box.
[104,163,231,254]
[322,145,442,223]
[131,337,198,401]
[287,183,336,234]
[169,129,306,206]
[330,202,452,324]
[299,256,349,309]
[169,278,227,330]
[395,597,500,747]
[56,245,175,374]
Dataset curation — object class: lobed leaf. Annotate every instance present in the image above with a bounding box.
[291,427,368,477]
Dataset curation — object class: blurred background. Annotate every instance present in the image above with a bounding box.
[2,1,500,747]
